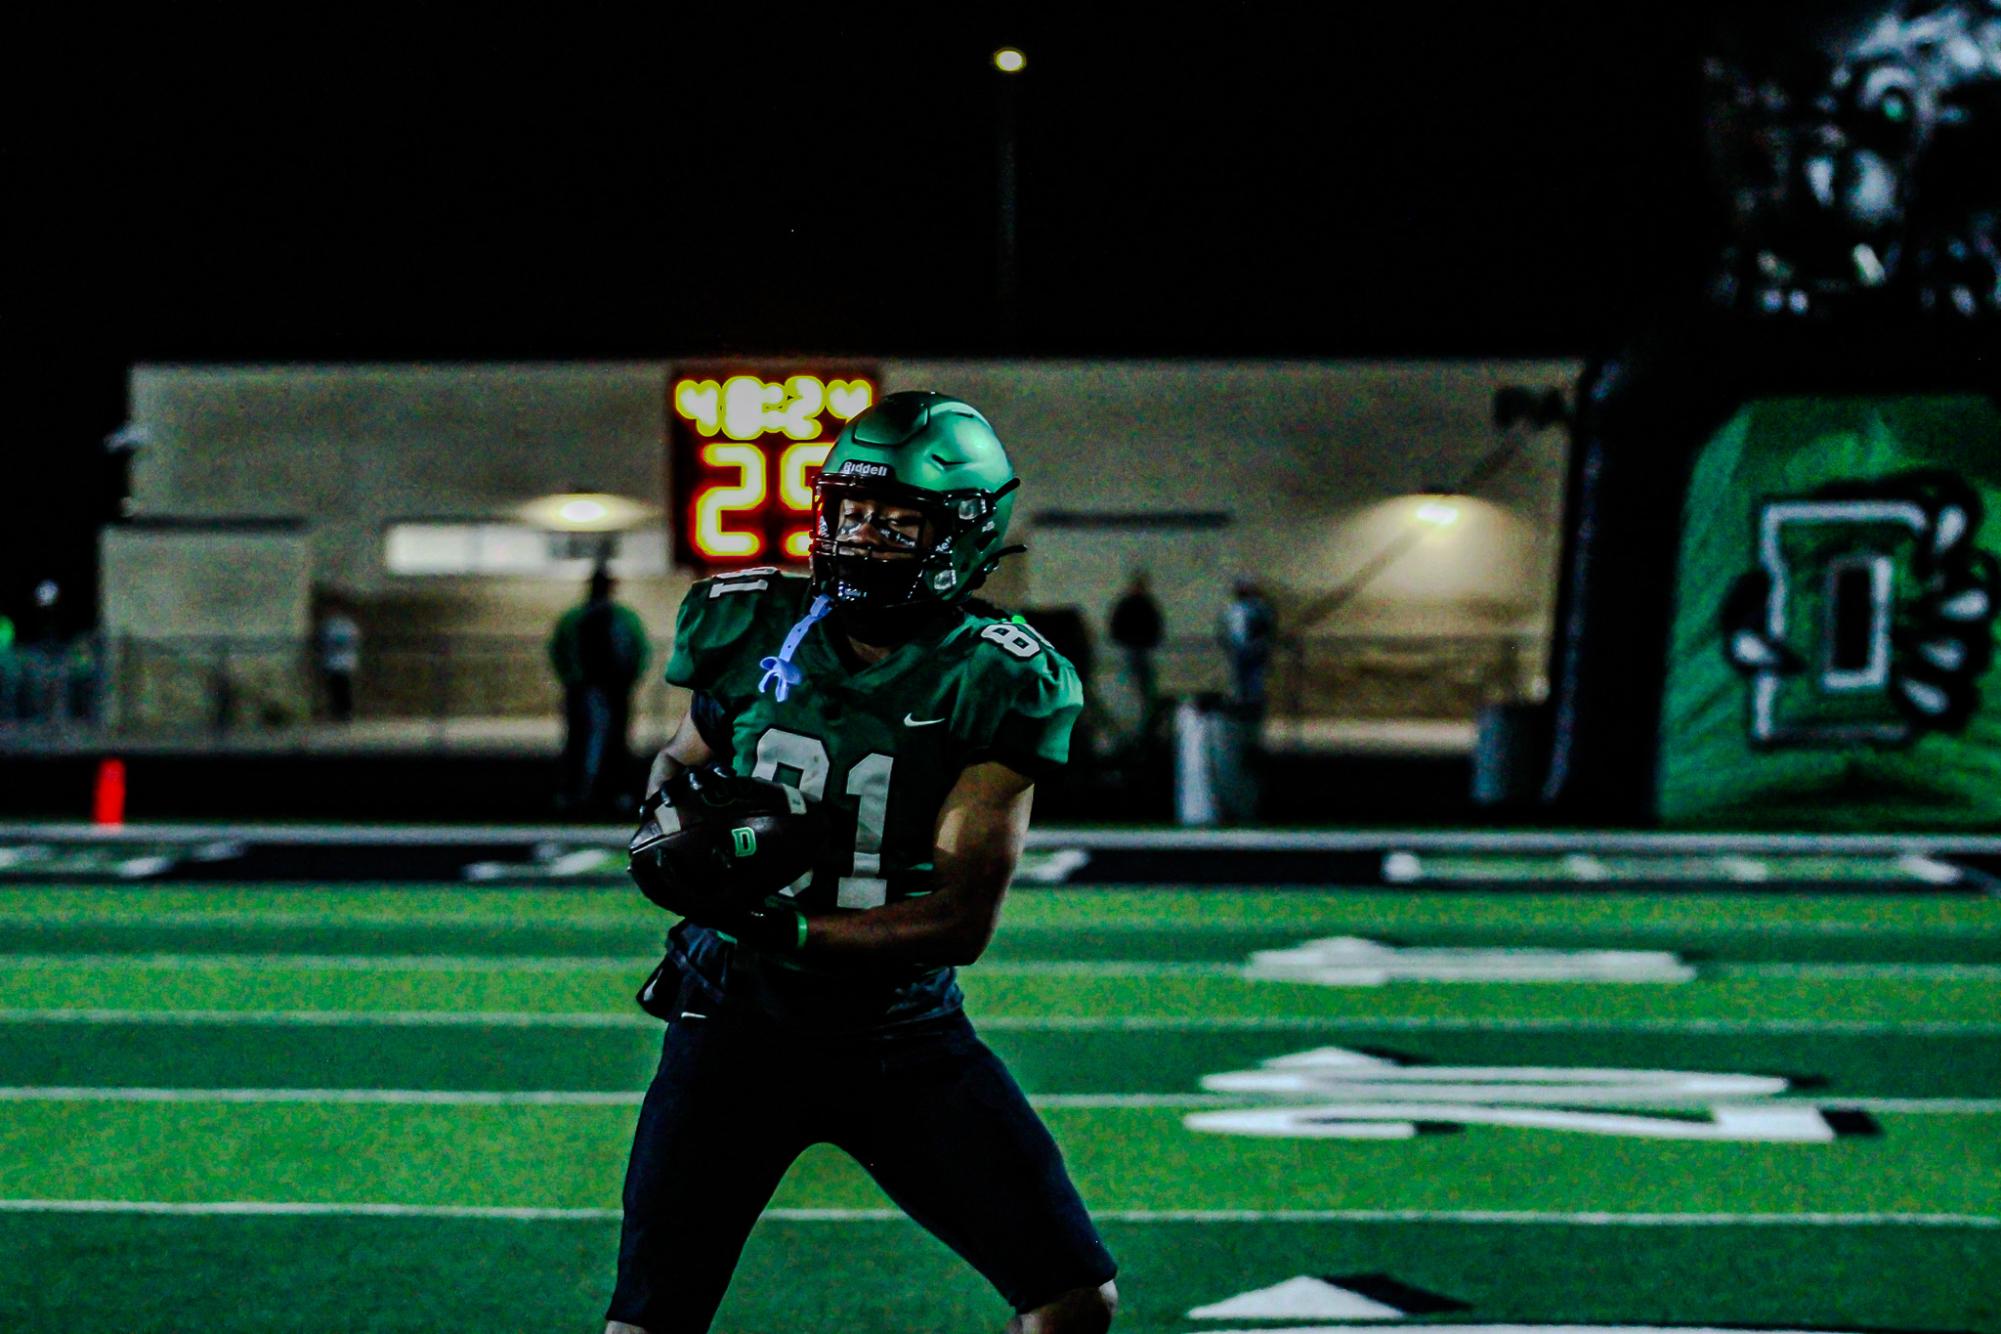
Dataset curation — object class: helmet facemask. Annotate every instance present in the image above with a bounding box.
[809,473,1020,643]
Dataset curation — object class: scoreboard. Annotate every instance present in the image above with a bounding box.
[669,367,878,571]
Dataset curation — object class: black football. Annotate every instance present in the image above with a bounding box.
[628,767,829,912]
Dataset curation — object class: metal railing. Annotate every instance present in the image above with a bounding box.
[0,630,1545,753]
[0,634,678,753]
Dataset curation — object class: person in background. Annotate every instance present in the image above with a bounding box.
[316,601,362,723]
[551,564,651,814]
[1107,572,1164,732]
[22,581,65,723]
[0,616,19,722]
[64,638,99,724]
[1219,576,1276,719]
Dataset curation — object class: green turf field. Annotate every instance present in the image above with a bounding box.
[0,882,1995,1332]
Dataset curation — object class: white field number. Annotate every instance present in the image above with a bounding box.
[1186,1046,1847,1143]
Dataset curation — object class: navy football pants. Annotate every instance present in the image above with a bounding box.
[605,1003,1116,1332]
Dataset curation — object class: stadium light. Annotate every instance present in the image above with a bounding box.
[994,47,1027,74]
[521,491,654,533]
[1412,492,1463,528]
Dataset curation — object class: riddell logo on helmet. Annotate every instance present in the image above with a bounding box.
[840,460,892,478]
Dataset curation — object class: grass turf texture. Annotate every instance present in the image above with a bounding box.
[4,1024,1997,1097]
[0,882,1995,1332]
[3,1217,1993,1334]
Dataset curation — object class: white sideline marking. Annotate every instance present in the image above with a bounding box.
[1,1008,1997,1036]
[0,1086,1255,1110]
[0,1200,1992,1227]
[0,909,1990,939]
[0,911,658,930]
[0,1199,623,1220]
[0,1008,656,1028]
[0,1087,641,1107]
[0,953,1235,976]
[8,820,2001,854]
[3,1086,1996,1114]
[0,954,637,972]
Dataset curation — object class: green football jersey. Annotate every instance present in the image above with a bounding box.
[665,568,1083,915]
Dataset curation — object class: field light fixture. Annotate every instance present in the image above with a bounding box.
[1414,500,1462,528]
[994,47,1026,73]
[521,491,654,533]
[1411,485,1463,528]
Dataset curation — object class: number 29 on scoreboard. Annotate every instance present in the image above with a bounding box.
[669,367,879,571]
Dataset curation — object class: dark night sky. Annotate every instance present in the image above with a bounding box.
[6,5,1717,625]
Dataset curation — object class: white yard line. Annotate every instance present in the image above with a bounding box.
[2,954,1997,981]
[0,1008,1996,1035]
[0,1199,1992,1227]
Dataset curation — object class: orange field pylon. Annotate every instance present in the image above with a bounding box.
[93,757,127,827]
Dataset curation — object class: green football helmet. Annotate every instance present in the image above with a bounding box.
[809,391,1023,619]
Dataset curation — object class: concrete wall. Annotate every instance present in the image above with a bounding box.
[128,361,674,613]
[99,524,314,729]
[892,360,1574,643]
[101,525,311,639]
[123,358,1579,717]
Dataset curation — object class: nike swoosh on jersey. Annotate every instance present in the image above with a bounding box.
[903,714,946,727]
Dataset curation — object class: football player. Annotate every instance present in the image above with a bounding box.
[605,392,1119,1334]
